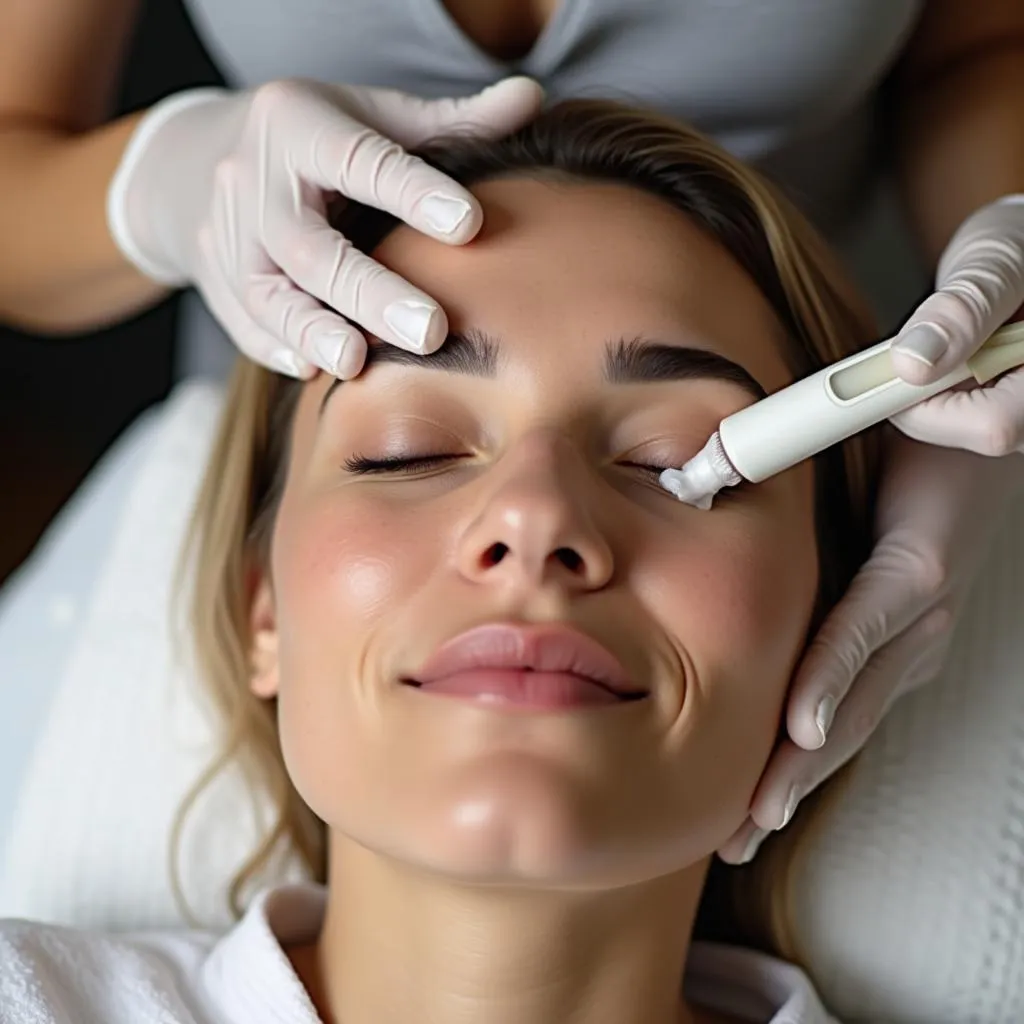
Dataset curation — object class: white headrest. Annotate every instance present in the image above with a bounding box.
[790,483,1024,1022]
[0,381,307,931]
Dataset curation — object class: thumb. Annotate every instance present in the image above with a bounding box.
[891,197,1024,385]
[368,77,545,149]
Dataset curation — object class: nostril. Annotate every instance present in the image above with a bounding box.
[482,542,510,568]
[555,547,583,572]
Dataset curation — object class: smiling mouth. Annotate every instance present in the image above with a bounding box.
[402,669,647,708]
[403,623,650,710]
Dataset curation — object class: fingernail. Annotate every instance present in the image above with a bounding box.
[383,299,440,352]
[313,330,349,376]
[269,349,305,378]
[893,325,948,368]
[777,787,800,831]
[421,192,472,235]
[740,828,769,865]
[813,694,837,748]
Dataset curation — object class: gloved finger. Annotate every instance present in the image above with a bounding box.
[260,83,486,245]
[891,198,1024,384]
[216,146,442,361]
[262,205,448,355]
[891,366,1024,456]
[716,817,768,867]
[754,609,950,832]
[891,283,1023,387]
[348,76,546,149]
[196,226,316,378]
[245,271,368,379]
[783,543,939,751]
[205,160,378,366]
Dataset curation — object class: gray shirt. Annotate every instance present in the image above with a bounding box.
[177,0,928,376]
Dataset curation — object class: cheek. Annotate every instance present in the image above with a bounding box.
[267,490,444,817]
[701,523,816,669]
[272,494,421,642]
[633,470,819,832]
[642,469,819,702]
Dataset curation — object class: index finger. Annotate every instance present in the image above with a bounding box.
[785,559,936,749]
[891,367,1024,455]
[263,84,484,245]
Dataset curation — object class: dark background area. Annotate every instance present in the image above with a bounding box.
[0,0,223,585]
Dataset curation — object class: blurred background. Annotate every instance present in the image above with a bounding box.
[0,0,222,586]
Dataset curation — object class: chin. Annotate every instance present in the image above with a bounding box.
[357,754,710,889]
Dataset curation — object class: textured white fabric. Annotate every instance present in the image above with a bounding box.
[0,382,1022,1021]
[789,481,1024,1023]
[0,381,308,932]
[0,882,834,1023]
[0,404,163,839]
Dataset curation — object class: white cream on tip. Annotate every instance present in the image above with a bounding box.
[658,432,741,510]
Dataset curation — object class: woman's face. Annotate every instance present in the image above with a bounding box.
[250,177,818,887]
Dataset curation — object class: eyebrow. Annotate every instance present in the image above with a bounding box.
[605,336,766,398]
[319,329,766,415]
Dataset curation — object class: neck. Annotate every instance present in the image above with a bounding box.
[293,837,719,1024]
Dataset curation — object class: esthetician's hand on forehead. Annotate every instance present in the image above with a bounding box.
[107,77,544,377]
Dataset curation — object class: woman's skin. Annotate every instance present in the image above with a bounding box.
[246,177,820,1024]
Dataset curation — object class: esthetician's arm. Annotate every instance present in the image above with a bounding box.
[0,0,543,376]
[891,0,1024,267]
[885,0,1024,420]
[719,0,1024,862]
[0,0,160,333]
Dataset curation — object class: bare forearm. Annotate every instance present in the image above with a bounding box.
[892,43,1024,267]
[0,111,170,334]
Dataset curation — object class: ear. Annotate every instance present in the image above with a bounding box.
[248,573,280,700]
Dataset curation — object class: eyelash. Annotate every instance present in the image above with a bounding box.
[346,454,693,485]
[343,453,468,475]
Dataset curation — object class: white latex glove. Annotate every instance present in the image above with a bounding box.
[889,194,1024,454]
[718,434,1024,865]
[107,77,544,378]
[716,196,1024,865]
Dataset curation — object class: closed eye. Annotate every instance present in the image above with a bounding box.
[344,453,468,475]
[619,460,672,476]
[618,460,681,495]
[344,455,750,501]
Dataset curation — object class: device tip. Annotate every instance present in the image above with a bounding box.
[659,468,716,509]
[659,432,741,510]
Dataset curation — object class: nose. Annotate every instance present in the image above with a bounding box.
[455,438,614,593]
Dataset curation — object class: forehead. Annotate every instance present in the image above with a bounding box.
[373,177,794,394]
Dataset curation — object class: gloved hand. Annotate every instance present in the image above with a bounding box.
[106,77,543,378]
[889,194,1024,455]
[717,196,1024,865]
[718,433,1024,865]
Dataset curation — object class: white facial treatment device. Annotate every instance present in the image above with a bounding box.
[660,321,1024,509]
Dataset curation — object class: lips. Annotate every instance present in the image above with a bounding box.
[405,623,647,708]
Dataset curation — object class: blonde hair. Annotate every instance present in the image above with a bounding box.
[175,100,879,958]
